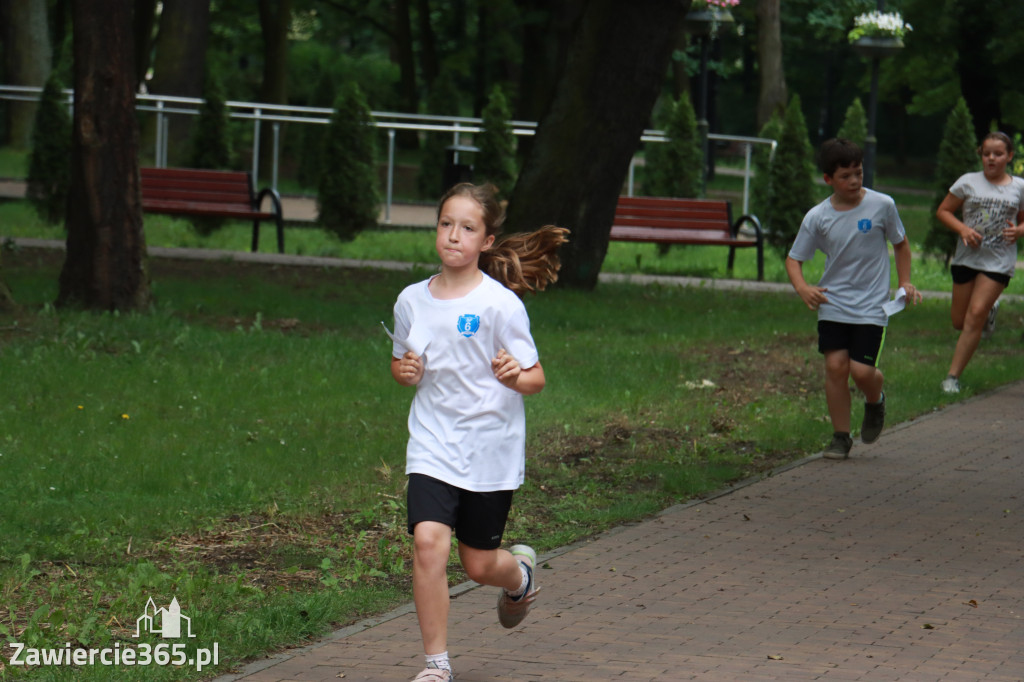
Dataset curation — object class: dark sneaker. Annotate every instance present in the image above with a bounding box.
[497,544,538,628]
[982,300,1000,339]
[861,393,886,444]
[823,433,853,460]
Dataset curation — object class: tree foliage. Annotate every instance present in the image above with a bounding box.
[417,70,462,199]
[644,93,702,199]
[26,72,71,225]
[474,85,517,195]
[924,97,977,265]
[751,112,784,230]
[317,82,380,241]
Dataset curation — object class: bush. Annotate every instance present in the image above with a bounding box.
[766,96,816,257]
[26,73,71,225]
[474,85,517,195]
[645,93,702,199]
[751,112,783,229]
[836,98,867,149]
[924,97,977,266]
[317,82,380,241]
[189,72,233,235]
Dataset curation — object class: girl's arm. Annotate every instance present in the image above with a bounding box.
[936,193,981,248]
[492,351,545,395]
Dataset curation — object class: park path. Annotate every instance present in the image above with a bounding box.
[212,382,1024,681]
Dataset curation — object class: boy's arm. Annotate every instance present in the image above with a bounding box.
[891,240,922,305]
[785,256,828,310]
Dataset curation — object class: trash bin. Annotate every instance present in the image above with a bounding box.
[442,144,478,193]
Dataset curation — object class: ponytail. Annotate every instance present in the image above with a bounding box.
[481,225,570,297]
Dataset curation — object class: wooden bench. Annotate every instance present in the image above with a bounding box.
[140,167,285,253]
[611,196,764,281]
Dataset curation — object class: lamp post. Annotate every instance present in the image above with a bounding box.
[683,6,734,196]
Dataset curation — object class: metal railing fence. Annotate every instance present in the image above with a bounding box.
[1,84,775,220]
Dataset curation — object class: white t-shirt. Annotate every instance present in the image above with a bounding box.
[788,188,906,326]
[392,273,539,492]
[949,171,1024,277]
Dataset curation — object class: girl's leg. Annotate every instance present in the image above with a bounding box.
[457,544,523,592]
[949,279,975,331]
[412,521,454,656]
[947,276,1006,378]
[823,349,852,433]
[849,359,883,404]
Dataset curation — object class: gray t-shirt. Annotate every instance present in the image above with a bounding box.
[949,171,1024,277]
[788,188,906,326]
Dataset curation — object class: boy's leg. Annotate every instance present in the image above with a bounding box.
[948,276,1006,378]
[823,349,852,434]
[849,359,883,404]
[457,544,523,591]
[412,521,454,656]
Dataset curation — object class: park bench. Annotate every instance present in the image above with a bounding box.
[611,196,764,281]
[140,167,285,253]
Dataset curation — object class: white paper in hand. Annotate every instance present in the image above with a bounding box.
[381,321,430,356]
[882,287,907,317]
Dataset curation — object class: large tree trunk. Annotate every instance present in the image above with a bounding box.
[0,0,52,149]
[142,0,211,166]
[256,0,291,181]
[58,0,150,312]
[506,0,687,290]
[755,0,786,129]
[416,0,439,88]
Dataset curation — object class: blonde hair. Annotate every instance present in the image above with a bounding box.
[437,183,570,297]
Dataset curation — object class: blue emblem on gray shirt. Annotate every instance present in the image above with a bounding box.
[857,219,872,233]
[457,314,481,337]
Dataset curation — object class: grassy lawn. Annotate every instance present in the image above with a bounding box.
[2,230,1023,679]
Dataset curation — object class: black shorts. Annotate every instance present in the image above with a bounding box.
[818,320,886,367]
[950,264,1011,287]
[406,474,513,550]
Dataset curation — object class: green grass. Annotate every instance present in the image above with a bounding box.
[2,243,1023,680]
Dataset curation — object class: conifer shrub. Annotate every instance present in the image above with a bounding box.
[645,93,702,199]
[836,98,868,149]
[764,95,816,257]
[924,97,978,266]
[317,82,380,241]
[26,73,71,225]
[473,85,518,195]
[750,112,783,230]
[188,72,233,235]
[297,69,336,191]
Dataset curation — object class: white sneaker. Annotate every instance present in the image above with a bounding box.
[941,376,960,394]
[982,300,1000,339]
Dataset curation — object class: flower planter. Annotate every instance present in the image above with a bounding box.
[683,8,735,36]
[851,35,905,59]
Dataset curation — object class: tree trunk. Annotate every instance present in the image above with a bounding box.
[416,0,438,88]
[257,0,291,180]
[57,0,150,312]
[0,0,52,149]
[142,0,211,167]
[392,0,419,148]
[506,0,687,290]
[755,0,786,129]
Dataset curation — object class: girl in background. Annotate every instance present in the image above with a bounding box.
[936,132,1024,393]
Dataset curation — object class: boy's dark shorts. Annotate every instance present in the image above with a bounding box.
[818,320,885,367]
[407,473,513,550]
[950,264,1011,287]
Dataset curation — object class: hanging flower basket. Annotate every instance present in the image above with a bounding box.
[684,1,738,36]
[848,10,910,57]
[851,35,905,59]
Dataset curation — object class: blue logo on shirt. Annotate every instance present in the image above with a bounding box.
[457,314,481,337]
[857,219,872,233]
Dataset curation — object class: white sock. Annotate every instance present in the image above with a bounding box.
[507,562,530,598]
[425,651,451,673]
